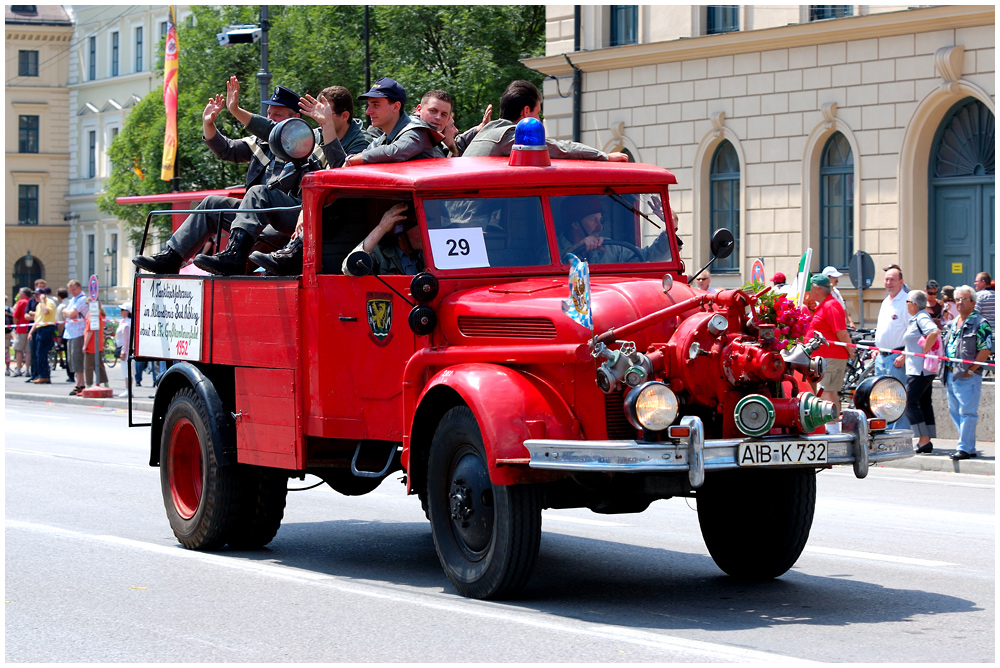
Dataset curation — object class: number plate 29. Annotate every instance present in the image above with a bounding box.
[737,441,828,467]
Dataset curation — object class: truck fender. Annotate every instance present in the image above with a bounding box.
[150,363,234,469]
[411,363,581,487]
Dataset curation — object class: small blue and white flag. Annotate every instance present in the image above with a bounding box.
[561,253,593,330]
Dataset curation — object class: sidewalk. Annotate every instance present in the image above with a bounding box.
[4,368,994,477]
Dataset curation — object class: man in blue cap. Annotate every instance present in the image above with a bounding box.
[343,77,440,165]
[132,78,307,274]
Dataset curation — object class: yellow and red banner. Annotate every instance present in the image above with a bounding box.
[160,6,178,181]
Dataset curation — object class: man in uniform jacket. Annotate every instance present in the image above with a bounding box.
[463,80,629,162]
[132,79,304,274]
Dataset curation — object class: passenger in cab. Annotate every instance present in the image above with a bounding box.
[463,80,629,162]
[343,78,440,165]
[556,196,672,265]
[342,204,424,276]
[132,80,302,274]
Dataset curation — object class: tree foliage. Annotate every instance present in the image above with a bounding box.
[99,5,546,241]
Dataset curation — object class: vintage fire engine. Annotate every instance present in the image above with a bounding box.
[125,120,914,600]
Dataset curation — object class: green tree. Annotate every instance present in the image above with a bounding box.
[100,5,545,241]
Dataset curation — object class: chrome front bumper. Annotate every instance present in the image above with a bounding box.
[524,409,914,488]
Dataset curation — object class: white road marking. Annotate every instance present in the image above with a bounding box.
[5,447,150,470]
[803,546,958,567]
[542,512,629,527]
[824,470,995,489]
[7,519,814,664]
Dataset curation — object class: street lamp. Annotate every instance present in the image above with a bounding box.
[24,249,34,269]
[216,6,270,115]
[104,247,112,300]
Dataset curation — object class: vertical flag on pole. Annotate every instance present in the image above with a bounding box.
[795,248,813,307]
[160,6,178,181]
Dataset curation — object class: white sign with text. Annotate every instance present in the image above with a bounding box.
[136,278,203,361]
[427,227,490,270]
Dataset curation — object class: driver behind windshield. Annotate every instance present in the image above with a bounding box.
[556,196,671,265]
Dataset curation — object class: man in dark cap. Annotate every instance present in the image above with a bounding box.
[343,77,440,165]
[555,195,671,264]
[133,77,307,274]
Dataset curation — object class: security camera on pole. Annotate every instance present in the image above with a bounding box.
[80,275,113,398]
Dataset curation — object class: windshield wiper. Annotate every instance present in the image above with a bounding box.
[604,188,663,230]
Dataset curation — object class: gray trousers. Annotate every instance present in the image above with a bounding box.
[166,195,241,258]
[230,185,301,239]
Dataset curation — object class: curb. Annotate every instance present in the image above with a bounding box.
[6,391,154,413]
[876,454,994,477]
[6,390,993,477]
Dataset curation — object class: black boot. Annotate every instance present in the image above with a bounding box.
[193,228,255,276]
[249,236,303,276]
[132,247,183,274]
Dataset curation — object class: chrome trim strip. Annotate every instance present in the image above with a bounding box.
[524,416,913,475]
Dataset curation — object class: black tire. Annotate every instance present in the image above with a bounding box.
[697,468,816,580]
[159,388,239,550]
[427,406,541,599]
[227,465,288,549]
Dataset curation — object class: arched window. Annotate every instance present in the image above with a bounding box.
[709,141,740,272]
[12,254,43,301]
[819,133,854,270]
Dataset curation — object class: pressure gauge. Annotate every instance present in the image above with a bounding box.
[707,314,729,336]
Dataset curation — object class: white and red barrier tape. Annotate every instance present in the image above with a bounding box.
[828,339,996,368]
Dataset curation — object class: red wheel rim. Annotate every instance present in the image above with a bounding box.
[168,417,203,519]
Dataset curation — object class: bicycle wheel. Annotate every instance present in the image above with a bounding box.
[104,335,118,368]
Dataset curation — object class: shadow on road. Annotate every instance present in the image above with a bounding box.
[223,516,981,636]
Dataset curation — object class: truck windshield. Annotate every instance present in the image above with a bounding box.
[551,193,672,266]
[423,196,550,270]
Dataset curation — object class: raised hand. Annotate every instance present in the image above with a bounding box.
[225,76,241,115]
[299,93,332,126]
[202,94,225,126]
[477,103,493,131]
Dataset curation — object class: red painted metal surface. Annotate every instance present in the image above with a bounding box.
[235,367,302,469]
[117,188,246,234]
[209,279,300,369]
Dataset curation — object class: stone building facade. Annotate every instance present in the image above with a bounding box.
[66,5,187,302]
[525,5,994,322]
[5,5,74,301]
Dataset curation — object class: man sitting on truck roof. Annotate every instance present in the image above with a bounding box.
[343,77,440,166]
[247,86,373,276]
[463,80,629,162]
[131,79,303,275]
[342,203,424,276]
[413,89,493,158]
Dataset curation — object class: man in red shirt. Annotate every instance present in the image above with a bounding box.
[804,273,852,407]
[11,287,33,376]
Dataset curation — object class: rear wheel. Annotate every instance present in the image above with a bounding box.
[227,465,288,549]
[104,335,118,368]
[160,388,238,550]
[697,468,816,579]
[427,406,541,599]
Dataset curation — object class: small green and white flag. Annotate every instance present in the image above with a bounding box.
[795,248,812,306]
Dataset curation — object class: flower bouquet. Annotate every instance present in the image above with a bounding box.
[742,280,811,351]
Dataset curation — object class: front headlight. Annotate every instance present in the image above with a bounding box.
[624,381,679,432]
[853,376,907,422]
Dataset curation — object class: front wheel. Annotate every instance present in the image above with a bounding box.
[160,388,238,550]
[427,406,541,599]
[104,336,118,368]
[697,468,816,579]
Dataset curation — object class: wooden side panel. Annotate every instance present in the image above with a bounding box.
[235,367,302,469]
[210,279,299,369]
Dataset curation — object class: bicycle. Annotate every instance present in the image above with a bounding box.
[840,327,876,404]
[103,334,118,368]
[48,336,68,373]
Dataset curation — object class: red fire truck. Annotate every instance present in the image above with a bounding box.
[124,124,913,600]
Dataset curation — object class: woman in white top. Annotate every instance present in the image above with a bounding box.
[114,304,132,396]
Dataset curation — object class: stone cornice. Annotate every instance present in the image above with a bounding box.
[523,5,994,75]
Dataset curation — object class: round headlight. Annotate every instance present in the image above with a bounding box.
[624,382,679,432]
[854,376,906,422]
[268,117,315,162]
[734,394,776,437]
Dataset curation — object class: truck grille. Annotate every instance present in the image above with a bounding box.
[605,391,637,439]
[457,316,557,339]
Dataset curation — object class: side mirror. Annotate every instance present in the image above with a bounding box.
[710,228,735,259]
[345,250,374,277]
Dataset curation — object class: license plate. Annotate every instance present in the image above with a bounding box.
[737,441,828,467]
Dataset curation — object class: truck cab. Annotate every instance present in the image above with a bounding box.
[129,148,913,600]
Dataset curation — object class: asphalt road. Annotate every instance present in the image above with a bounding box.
[5,399,995,663]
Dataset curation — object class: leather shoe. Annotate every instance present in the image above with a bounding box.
[914,442,933,454]
[950,450,976,460]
